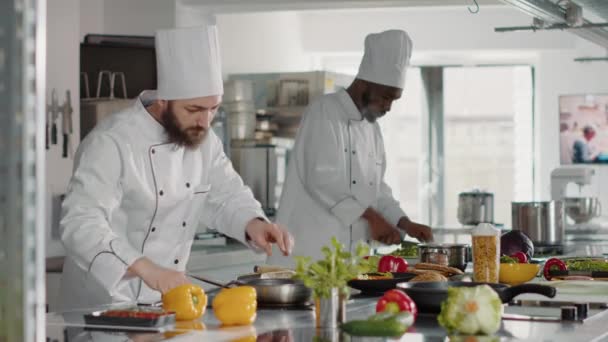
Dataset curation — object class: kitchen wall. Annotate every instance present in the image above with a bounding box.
[46,0,81,257]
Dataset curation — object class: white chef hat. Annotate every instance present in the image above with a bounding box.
[155,25,224,100]
[355,30,413,89]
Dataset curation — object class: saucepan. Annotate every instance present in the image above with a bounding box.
[397,281,556,313]
[188,274,312,307]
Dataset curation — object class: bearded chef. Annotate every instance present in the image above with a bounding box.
[268,29,432,266]
[58,24,294,310]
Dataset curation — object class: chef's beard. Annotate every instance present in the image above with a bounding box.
[162,104,207,149]
[360,91,386,123]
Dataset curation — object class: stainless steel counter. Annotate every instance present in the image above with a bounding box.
[46,292,608,342]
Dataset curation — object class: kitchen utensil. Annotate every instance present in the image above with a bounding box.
[563,197,602,224]
[499,263,540,285]
[418,244,470,271]
[84,307,175,329]
[189,274,312,306]
[227,111,256,140]
[223,79,254,103]
[347,272,416,295]
[61,90,73,158]
[457,190,494,225]
[397,281,556,313]
[511,201,565,245]
[246,278,312,305]
[254,265,293,274]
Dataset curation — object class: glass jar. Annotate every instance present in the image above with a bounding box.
[471,223,500,283]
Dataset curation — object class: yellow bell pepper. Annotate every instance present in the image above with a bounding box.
[162,284,207,321]
[212,286,257,326]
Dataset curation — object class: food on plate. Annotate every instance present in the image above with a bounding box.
[437,285,502,335]
[355,272,394,280]
[472,235,499,283]
[500,255,518,264]
[509,252,528,263]
[375,289,418,321]
[390,241,419,258]
[543,258,568,280]
[414,262,464,276]
[566,258,608,272]
[360,255,381,274]
[378,255,409,272]
[500,230,534,261]
[212,286,257,326]
[101,308,172,319]
[162,284,207,321]
[410,272,448,282]
[340,311,413,337]
[542,257,608,280]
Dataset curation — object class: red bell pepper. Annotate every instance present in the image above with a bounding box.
[378,255,408,273]
[510,252,528,263]
[376,289,418,321]
[543,257,567,280]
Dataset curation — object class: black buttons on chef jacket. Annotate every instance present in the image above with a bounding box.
[151,149,156,154]
[159,190,164,196]
[174,259,179,264]
[182,221,187,227]
[186,182,190,188]
[344,148,348,152]
[151,227,156,232]
[352,150,356,155]
[352,180,357,184]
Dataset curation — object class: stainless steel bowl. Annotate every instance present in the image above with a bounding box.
[563,197,602,224]
[418,244,470,271]
[243,278,312,305]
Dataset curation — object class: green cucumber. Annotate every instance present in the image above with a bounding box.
[340,319,407,337]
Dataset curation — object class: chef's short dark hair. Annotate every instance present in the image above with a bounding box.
[583,126,595,134]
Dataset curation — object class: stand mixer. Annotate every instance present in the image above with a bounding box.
[551,167,602,228]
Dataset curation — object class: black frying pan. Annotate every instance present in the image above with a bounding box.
[347,272,416,295]
[397,281,557,313]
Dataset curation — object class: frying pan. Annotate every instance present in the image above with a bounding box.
[188,274,312,306]
[347,272,417,295]
[397,281,556,313]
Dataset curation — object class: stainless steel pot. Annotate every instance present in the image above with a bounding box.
[418,243,470,271]
[563,197,602,224]
[511,201,565,245]
[457,191,494,225]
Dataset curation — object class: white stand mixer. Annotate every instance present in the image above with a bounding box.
[551,166,602,228]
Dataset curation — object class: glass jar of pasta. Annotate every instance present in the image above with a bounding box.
[471,223,500,283]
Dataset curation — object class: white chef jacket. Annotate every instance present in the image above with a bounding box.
[267,89,406,267]
[58,91,265,310]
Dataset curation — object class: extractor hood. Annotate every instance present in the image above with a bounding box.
[498,0,608,48]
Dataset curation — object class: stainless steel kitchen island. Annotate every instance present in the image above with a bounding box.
[46,291,608,342]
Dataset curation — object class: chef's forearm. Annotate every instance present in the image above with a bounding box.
[127,257,152,279]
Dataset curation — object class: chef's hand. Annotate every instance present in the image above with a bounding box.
[398,217,433,242]
[245,218,294,256]
[363,207,403,245]
[128,257,189,294]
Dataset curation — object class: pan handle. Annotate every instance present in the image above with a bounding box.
[500,283,557,303]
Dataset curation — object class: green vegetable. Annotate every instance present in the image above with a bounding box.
[437,285,502,335]
[340,312,411,337]
[390,241,419,258]
[500,255,518,264]
[294,237,369,298]
[566,259,608,272]
[359,255,381,274]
